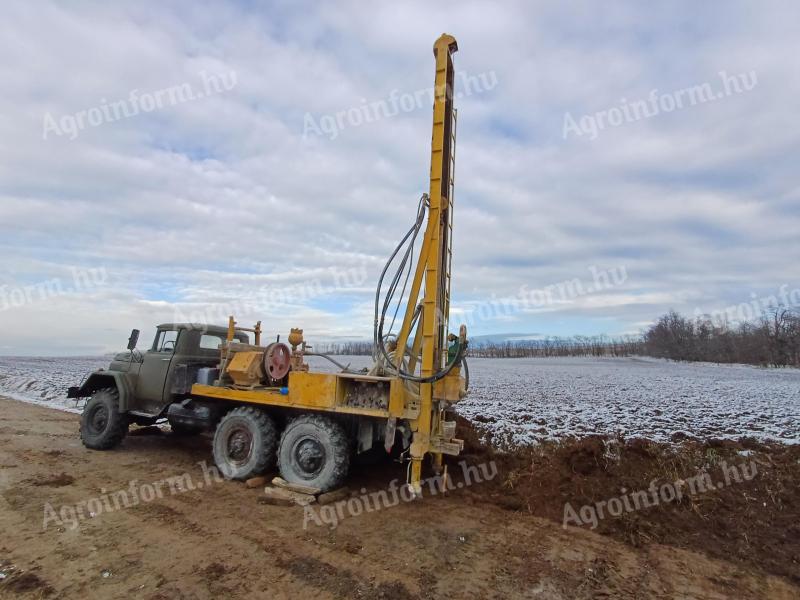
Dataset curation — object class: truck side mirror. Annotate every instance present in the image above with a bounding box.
[127,329,140,350]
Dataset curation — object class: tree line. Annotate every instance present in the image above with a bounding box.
[314,307,800,367]
[642,308,800,367]
[466,336,643,358]
[315,337,644,358]
[314,341,374,355]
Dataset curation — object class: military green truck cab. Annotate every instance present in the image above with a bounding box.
[69,324,249,449]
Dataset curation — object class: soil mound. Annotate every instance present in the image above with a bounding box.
[454,416,800,583]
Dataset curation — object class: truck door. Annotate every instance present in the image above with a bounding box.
[135,328,179,414]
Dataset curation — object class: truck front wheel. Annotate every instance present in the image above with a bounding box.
[212,407,278,480]
[80,387,129,450]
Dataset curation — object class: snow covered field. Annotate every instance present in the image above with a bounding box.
[0,356,109,413]
[0,355,797,446]
[459,356,800,447]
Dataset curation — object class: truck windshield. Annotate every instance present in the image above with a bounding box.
[153,329,179,352]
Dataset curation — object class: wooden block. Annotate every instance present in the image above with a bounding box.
[272,476,322,496]
[262,486,316,507]
[245,476,268,489]
[259,487,294,506]
[288,490,317,506]
[317,487,350,505]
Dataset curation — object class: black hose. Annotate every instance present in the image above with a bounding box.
[379,199,425,330]
[387,237,414,334]
[378,331,466,384]
[373,193,465,384]
[373,196,426,358]
[305,352,359,373]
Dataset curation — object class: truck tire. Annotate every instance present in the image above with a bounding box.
[278,414,350,492]
[212,406,277,480]
[80,387,128,450]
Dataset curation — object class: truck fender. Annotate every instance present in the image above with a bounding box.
[67,371,134,412]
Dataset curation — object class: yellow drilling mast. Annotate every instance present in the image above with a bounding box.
[184,33,468,496]
[394,33,462,492]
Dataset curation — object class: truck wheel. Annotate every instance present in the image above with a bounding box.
[213,406,277,480]
[278,414,350,492]
[80,387,128,450]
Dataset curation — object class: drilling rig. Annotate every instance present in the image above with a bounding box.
[72,34,468,496]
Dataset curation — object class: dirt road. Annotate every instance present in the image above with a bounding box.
[0,397,796,599]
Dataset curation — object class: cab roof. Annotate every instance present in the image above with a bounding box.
[156,323,241,336]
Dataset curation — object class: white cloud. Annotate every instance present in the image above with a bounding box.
[1,0,799,354]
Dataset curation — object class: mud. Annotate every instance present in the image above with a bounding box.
[456,416,800,584]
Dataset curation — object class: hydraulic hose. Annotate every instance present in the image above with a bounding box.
[372,195,427,359]
[373,193,468,384]
[305,352,359,373]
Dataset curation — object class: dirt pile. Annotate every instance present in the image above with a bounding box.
[454,416,800,583]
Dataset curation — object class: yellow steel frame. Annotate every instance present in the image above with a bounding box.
[192,372,415,420]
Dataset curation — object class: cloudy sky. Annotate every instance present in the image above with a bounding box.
[1,1,798,355]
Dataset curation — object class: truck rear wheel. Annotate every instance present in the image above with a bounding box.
[212,406,277,480]
[278,414,350,492]
[80,387,128,450]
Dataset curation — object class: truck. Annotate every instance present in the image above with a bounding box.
[69,33,468,496]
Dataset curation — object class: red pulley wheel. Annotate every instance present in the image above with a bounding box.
[264,342,291,382]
